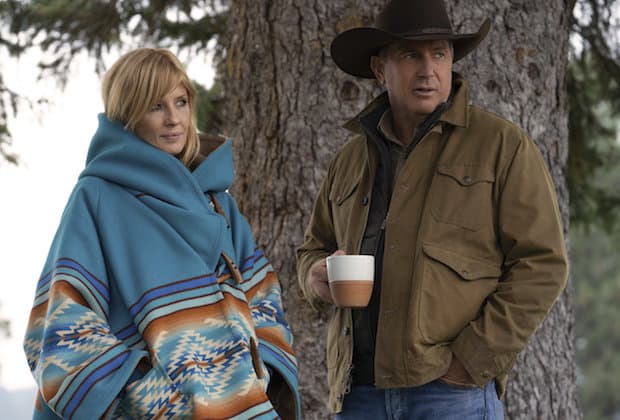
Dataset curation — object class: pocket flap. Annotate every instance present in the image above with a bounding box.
[436,164,495,186]
[422,243,501,280]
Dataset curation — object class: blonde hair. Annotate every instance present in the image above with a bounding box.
[102,48,200,167]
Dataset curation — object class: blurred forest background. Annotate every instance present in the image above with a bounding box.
[1,0,619,419]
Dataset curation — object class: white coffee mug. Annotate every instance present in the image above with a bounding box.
[326,255,374,307]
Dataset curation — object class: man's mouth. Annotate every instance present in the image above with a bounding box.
[414,87,436,96]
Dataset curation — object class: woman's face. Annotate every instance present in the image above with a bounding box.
[134,84,190,156]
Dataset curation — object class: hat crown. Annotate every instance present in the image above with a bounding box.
[376,0,454,36]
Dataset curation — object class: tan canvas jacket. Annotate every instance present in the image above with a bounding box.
[296,75,568,413]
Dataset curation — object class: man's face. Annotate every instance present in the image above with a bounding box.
[371,39,453,118]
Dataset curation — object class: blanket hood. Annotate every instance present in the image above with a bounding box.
[81,114,234,208]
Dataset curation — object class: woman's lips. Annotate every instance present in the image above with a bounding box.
[161,132,183,140]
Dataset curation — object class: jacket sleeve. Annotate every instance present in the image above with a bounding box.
[222,192,301,420]
[296,159,338,309]
[450,132,569,387]
[24,183,150,419]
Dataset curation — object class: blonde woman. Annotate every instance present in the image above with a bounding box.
[24,48,300,419]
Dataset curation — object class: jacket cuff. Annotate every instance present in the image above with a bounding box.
[451,325,518,387]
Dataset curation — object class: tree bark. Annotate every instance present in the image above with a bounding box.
[222,1,579,419]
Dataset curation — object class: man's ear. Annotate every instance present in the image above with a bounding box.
[370,55,384,85]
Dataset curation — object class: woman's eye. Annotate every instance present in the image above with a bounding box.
[176,98,188,107]
[150,103,162,111]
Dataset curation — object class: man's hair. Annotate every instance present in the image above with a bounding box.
[102,48,200,167]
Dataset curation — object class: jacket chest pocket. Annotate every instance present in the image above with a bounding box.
[430,164,495,231]
[329,179,361,248]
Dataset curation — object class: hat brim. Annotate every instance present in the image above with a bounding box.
[330,19,491,79]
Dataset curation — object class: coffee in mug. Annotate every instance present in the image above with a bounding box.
[326,255,374,308]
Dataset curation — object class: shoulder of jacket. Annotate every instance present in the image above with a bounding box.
[339,133,367,154]
[327,134,367,177]
[466,104,531,149]
[332,134,367,165]
[468,105,527,136]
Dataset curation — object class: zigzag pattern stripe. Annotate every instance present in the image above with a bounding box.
[114,324,146,350]
[61,350,129,418]
[35,259,109,313]
[136,291,226,332]
[48,337,127,417]
[229,400,277,420]
[129,273,218,317]
[37,259,107,296]
[238,248,264,272]
[241,263,272,293]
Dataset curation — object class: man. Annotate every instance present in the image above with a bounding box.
[296,0,568,418]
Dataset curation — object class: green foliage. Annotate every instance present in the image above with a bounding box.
[568,0,620,232]
[0,78,19,166]
[194,79,223,134]
[0,317,8,339]
[569,5,620,416]
[0,7,20,166]
[0,304,9,379]
[571,225,620,419]
[0,301,10,340]
[4,0,228,78]
[0,0,228,140]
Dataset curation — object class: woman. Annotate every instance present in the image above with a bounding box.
[24,48,300,419]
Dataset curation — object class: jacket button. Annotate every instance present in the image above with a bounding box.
[462,175,472,185]
[361,196,369,206]
[481,370,491,378]
[342,327,350,336]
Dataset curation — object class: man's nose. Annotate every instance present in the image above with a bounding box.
[418,55,434,77]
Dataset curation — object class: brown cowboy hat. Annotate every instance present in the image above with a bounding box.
[331,0,491,78]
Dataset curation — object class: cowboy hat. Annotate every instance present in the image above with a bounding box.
[330,0,491,78]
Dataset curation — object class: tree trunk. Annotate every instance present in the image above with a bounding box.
[222,1,579,419]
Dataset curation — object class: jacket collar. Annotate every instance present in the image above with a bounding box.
[343,72,470,134]
[439,73,469,128]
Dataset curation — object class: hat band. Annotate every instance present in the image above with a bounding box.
[395,27,454,37]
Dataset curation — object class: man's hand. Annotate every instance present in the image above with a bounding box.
[440,353,477,388]
[308,250,345,304]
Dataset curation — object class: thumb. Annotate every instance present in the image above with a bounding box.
[332,250,346,256]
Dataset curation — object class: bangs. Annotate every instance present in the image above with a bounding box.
[121,51,195,130]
